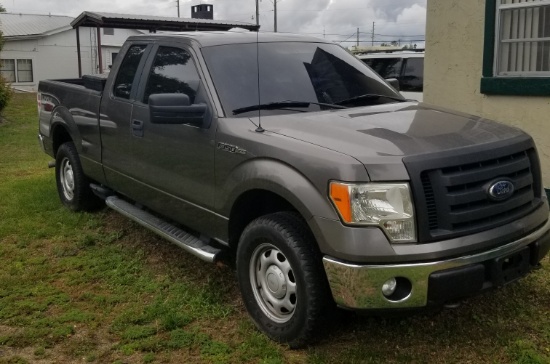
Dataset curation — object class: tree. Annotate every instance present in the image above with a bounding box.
[0,3,6,12]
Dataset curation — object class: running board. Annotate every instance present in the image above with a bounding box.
[105,196,221,263]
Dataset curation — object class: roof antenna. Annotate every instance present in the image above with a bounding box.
[255,29,264,133]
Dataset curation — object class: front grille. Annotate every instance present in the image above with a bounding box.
[404,137,542,242]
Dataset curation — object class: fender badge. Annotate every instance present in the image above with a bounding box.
[217,142,247,155]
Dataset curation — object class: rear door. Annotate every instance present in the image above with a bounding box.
[100,42,152,191]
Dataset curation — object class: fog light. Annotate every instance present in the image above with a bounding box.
[381,277,397,297]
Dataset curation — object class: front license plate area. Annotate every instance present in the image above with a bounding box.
[490,247,531,286]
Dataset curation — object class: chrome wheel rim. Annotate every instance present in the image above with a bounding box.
[59,157,75,201]
[249,243,297,323]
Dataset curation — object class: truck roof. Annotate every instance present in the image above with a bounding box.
[126,31,329,48]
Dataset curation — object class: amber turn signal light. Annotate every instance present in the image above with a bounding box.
[329,182,352,223]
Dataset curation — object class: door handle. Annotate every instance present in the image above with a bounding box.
[132,119,144,137]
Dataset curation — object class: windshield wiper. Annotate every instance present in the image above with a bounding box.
[336,93,406,106]
[232,100,347,115]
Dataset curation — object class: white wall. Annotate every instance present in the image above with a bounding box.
[1,27,142,91]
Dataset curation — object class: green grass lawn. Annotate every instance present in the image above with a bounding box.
[1,93,549,364]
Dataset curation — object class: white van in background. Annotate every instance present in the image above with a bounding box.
[357,50,424,102]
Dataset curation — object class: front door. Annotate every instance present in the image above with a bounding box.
[129,44,218,233]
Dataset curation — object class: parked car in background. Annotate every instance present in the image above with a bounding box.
[357,50,424,101]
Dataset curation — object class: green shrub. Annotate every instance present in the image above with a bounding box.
[0,76,12,112]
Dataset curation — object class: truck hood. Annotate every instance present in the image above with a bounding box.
[255,102,526,181]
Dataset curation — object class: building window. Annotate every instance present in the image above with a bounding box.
[0,59,33,83]
[482,0,550,95]
[496,0,550,76]
[0,59,16,82]
[103,28,114,35]
[17,59,33,82]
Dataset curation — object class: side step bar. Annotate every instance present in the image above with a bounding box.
[105,196,222,263]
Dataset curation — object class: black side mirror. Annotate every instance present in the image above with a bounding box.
[149,93,207,127]
[385,78,400,91]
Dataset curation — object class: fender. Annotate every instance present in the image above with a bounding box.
[50,106,83,153]
[49,105,106,184]
[218,158,339,221]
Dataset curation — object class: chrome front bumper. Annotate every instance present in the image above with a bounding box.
[323,217,550,310]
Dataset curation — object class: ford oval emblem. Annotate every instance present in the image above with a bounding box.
[487,180,515,201]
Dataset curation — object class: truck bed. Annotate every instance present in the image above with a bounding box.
[38,77,105,182]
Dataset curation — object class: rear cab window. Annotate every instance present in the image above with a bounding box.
[112,45,148,99]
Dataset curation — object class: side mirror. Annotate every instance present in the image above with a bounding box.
[385,78,400,91]
[149,93,207,127]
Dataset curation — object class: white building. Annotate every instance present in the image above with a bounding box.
[0,13,142,91]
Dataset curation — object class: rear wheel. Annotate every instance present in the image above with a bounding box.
[236,212,331,348]
[55,142,102,211]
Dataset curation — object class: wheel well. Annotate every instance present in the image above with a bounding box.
[52,125,72,157]
[228,189,300,248]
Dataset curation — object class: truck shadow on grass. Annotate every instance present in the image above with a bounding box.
[110,208,550,363]
[310,262,550,363]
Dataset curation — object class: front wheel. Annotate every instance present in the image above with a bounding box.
[236,212,331,348]
[55,142,102,211]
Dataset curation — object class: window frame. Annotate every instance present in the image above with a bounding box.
[481,0,550,96]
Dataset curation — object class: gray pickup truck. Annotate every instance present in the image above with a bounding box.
[38,32,550,347]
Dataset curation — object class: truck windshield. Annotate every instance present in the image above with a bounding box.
[201,42,405,117]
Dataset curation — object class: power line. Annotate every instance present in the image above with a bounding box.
[338,39,425,43]
[276,30,420,38]
[361,32,425,38]
[337,32,358,45]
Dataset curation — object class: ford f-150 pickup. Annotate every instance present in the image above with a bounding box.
[38,31,550,347]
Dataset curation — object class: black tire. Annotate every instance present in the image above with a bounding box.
[236,212,332,348]
[55,142,102,212]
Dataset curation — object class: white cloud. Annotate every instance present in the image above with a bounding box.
[3,0,426,47]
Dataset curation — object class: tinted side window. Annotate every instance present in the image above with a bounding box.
[401,58,424,92]
[362,58,403,79]
[143,47,200,104]
[113,45,147,99]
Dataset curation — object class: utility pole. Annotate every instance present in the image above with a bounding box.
[274,0,278,32]
[177,0,180,17]
[255,0,259,26]
[371,22,375,46]
[356,27,359,48]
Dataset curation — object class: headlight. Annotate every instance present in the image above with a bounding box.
[329,182,416,243]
